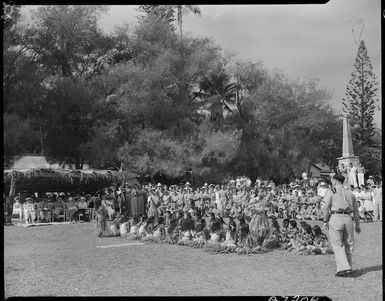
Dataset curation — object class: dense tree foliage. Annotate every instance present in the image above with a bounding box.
[3,5,381,182]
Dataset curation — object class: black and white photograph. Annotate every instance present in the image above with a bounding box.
[3,1,382,300]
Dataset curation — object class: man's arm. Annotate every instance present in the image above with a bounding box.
[322,190,333,227]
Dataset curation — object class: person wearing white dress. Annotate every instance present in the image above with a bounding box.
[357,163,365,187]
[362,186,374,219]
[372,182,382,222]
[348,163,358,188]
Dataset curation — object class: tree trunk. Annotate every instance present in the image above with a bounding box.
[178,6,183,43]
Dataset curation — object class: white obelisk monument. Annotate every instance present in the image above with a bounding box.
[338,115,360,186]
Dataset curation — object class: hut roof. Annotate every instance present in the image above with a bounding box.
[3,168,139,193]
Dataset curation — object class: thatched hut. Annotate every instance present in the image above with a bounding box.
[3,168,139,194]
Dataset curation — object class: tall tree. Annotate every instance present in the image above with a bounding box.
[42,78,100,169]
[342,40,379,146]
[175,5,201,42]
[27,5,113,80]
[3,4,44,160]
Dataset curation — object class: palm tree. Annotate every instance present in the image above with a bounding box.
[147,5,201,43]
[158,5,201,42]
[176,5,201,42]
[193,70,237,123]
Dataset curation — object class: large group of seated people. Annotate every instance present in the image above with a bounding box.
[95,175,342,255]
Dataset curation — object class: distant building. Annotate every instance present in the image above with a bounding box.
[309,162,332,180]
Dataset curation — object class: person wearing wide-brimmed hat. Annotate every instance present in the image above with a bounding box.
[323,173,361,277]
[366,175,374,188]
[73,196,89,222]
[317,181,328,199]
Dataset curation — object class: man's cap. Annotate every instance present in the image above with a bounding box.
[369,175,373,178]
[157,183,162,187]
[185,182,191,186]
[320,182,327,186]
[333,174,345,183]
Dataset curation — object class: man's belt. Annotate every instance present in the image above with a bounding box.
[331,209,352,215]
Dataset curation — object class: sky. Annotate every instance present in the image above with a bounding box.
[22,1,381,127]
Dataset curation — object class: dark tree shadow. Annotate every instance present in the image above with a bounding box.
[346,265,382,278]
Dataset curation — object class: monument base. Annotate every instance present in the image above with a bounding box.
[338,156,360,168]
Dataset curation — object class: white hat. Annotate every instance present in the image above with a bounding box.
[369,176,373,178]
[157,183,162,187]
[186,182,191,185]
[320,182,326,186]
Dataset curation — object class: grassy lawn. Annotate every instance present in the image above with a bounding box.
[4,220,382,300]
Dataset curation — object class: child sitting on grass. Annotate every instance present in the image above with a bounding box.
[288,222,314,254]
[308,225,333,255]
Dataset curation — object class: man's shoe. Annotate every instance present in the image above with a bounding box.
[335,269,352,277]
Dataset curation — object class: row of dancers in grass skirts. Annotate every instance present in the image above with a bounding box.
[99,198,333,256]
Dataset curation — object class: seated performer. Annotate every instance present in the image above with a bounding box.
[224,216,237,246]
[308,225,333,255]
[178,212,195,243]
[237,216,249,247]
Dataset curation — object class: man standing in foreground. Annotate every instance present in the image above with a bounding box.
[323,173,361,277]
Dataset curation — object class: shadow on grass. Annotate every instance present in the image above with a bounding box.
[346,265,382,278]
